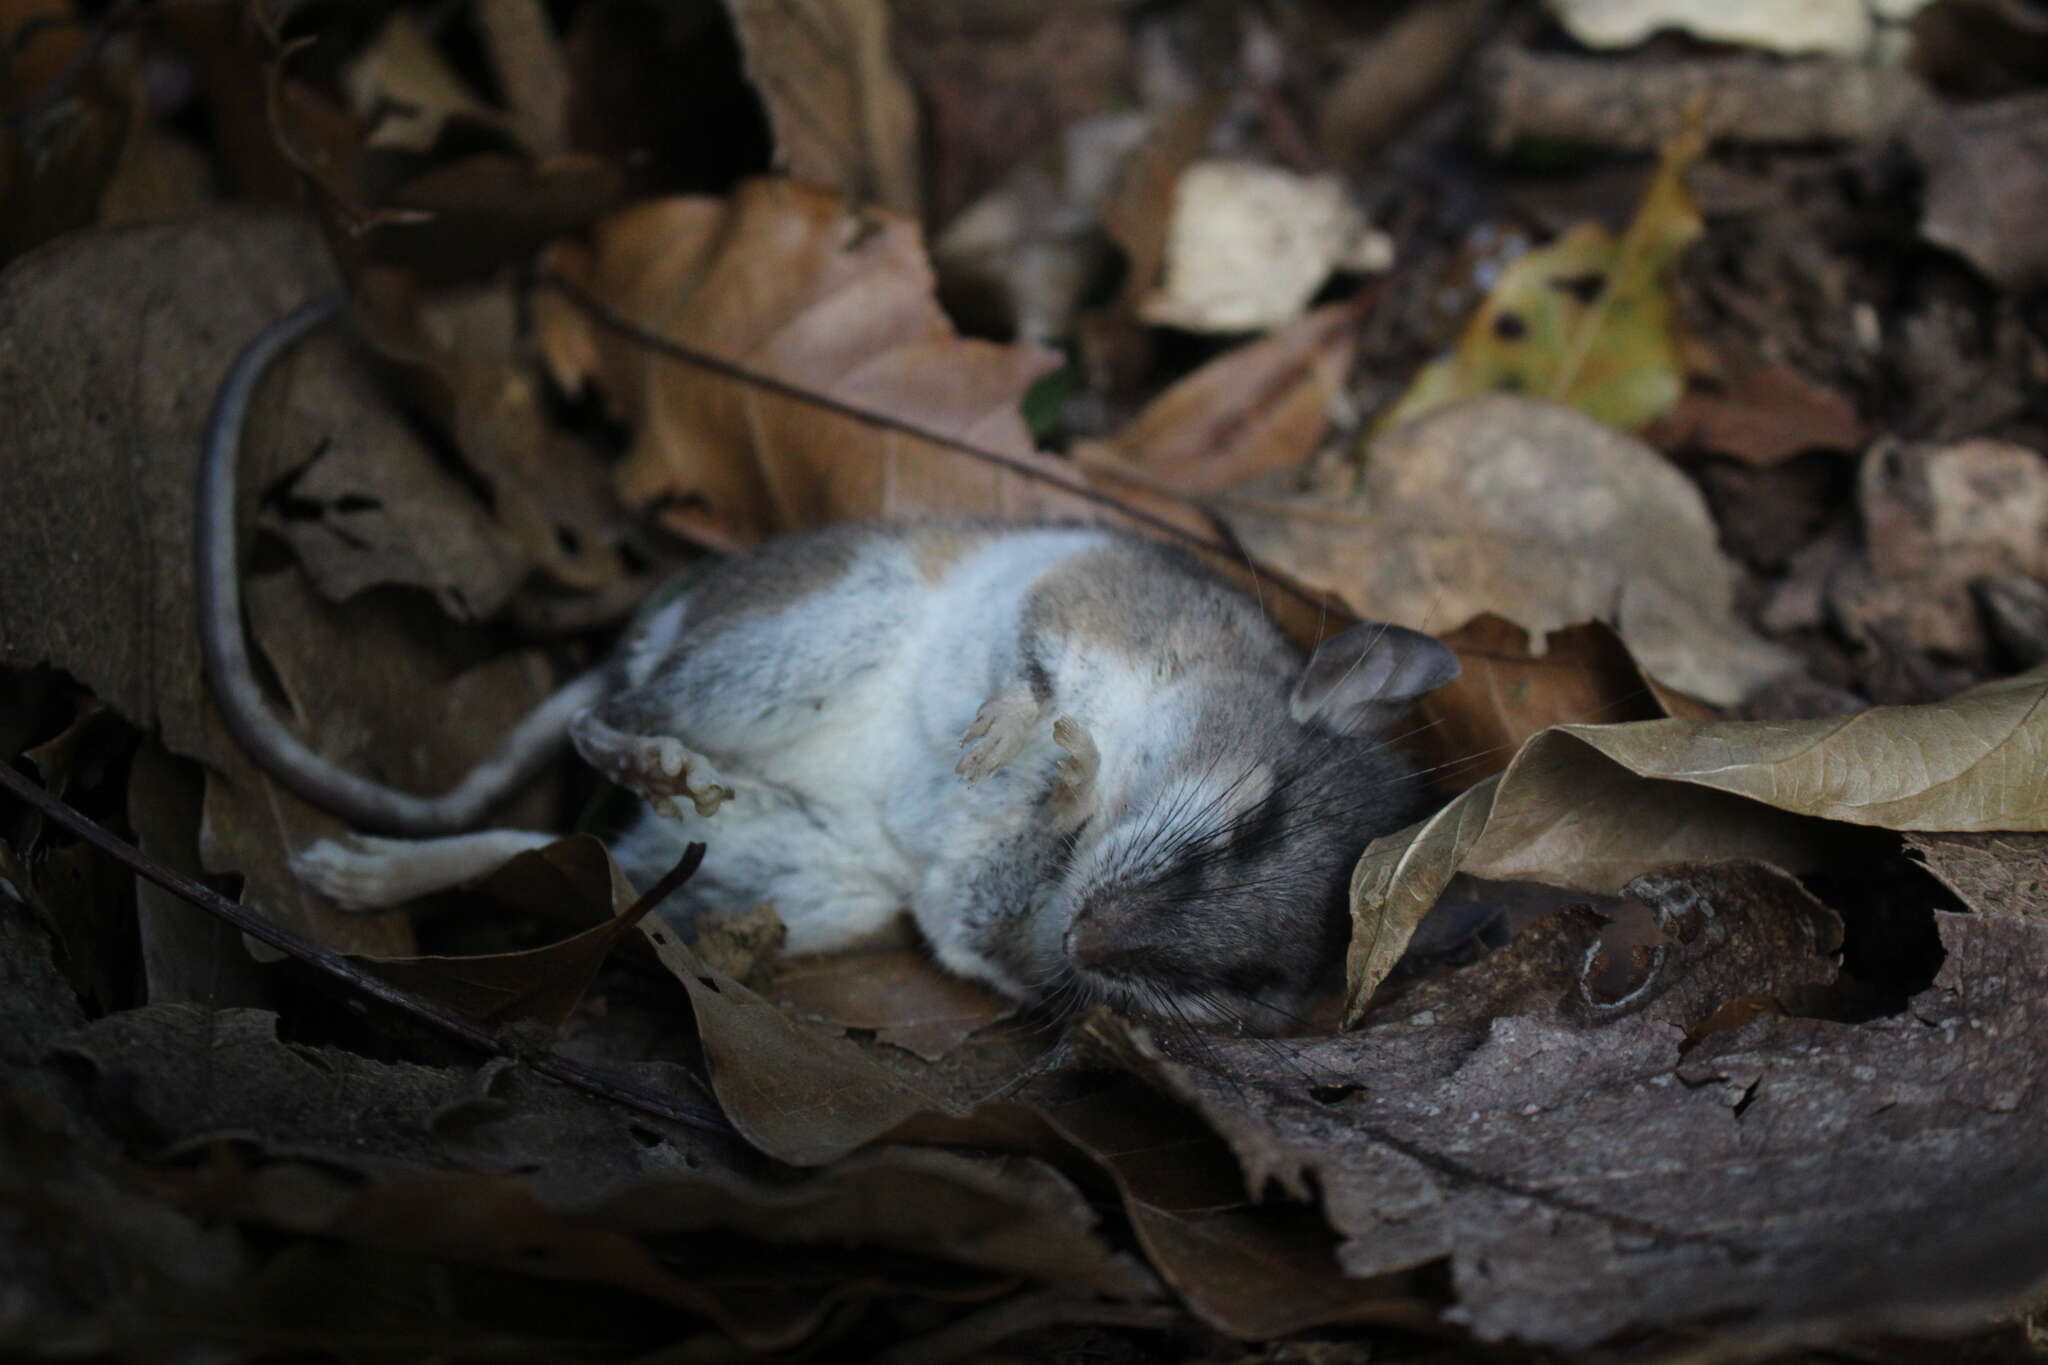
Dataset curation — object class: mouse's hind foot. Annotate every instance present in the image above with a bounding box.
[293,829,558,908]
[570,712,733,819]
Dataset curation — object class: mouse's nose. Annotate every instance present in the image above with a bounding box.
[1065,897,1141,973]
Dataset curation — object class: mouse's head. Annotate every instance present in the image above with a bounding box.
[1038,621,1459,1031]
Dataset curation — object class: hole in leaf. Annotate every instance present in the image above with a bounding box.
[1549,270,1606,305]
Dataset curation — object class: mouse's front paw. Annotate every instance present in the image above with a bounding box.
[957,688,1045,782]
[1051,715,1100,823]
[292,835,413,910]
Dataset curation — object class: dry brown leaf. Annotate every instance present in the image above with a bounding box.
[1911,91,2048,294]
[47,995,1156,1352]
[97,111,217,229]
[1344,666,2048,1019]
[1830,437,2048,671]
[538,178,1108,545]
[352,269,638,593]
[1646,360,1862,465]
[722,0,921,216]
[357,836,645,1031]
[763,948,1019,1062]
[0,0,131,264]
[127,743,272,1009]
[635,912,960,1165]
[1222,395,1800,707]
[1076,301,1362,494]
[1033,1064,1422,1339]
[268,38,626,283]
[1401,615,1684,794]
[1100,95,1225,315]
[931,110,1149,341]
[475,0,571,156]
[1317,0,1492,164]
[245,306,532,621]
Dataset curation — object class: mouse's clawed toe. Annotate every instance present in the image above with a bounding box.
[573,714,732,817]
[293,834,413,910]
[956,687,1045,782]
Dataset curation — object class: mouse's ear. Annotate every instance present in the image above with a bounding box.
[1289,622,1460,735]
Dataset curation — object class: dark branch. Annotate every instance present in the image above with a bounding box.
[0,761,734,1138]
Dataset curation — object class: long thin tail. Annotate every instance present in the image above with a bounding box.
[196,294,606,835]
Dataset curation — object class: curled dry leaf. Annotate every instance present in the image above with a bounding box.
[537,178,1108,545]
[1223,395,1800,707]
[0,0,132,265]
[1378,125,1703,435]
[355,836,646,1032]
[635,911,960,1165]
[1345,666,2048,1019]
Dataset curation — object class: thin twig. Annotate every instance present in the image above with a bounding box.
[0,762,734,1138]
[533,270,1349,622]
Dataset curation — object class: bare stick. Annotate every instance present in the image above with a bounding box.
[1480,49,1929,153]
[0,761,733,1138]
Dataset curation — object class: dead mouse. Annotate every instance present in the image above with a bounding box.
[201,297,1460,1028]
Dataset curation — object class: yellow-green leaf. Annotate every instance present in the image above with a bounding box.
[1377,126,1706,434]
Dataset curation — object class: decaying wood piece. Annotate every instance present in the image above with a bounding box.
[1480,49,1930,151]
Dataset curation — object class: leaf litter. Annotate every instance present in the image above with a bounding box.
[5,2,2048,1360]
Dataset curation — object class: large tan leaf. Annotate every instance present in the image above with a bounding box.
[537,178,1107,545]
[1344,666,2048,1020]
[1222,394,1799,706]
